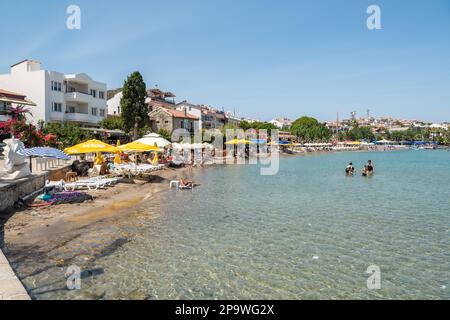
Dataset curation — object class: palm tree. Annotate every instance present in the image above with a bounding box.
[7,105,32,121]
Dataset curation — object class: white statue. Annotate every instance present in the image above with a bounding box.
[0,138,31,180]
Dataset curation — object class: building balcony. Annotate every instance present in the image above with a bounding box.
[49,112,65,121]
[65,112,100,123]
[65,91,92,104]
[49,111,101,124]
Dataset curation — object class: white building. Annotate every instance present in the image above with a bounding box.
[269,118,292,129]
[176,101,203,131]
[107,91,123,116]
[0,59,107,127]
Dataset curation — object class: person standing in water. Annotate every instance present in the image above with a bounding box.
[367,160,374,173]
[345,162,355,175]
[362,160,374,176]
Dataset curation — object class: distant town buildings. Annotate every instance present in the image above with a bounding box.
[149,106,199,134]
[0,59,107,127]
[269,118,292,129]
[326,114,448,140]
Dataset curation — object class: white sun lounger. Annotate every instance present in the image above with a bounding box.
[63,180,107,191]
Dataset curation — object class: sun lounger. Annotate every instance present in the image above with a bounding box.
[63,179,107,191]
[88,176,120,185]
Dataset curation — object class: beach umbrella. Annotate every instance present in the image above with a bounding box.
[251,139,267,144]
[225,139,253,145]
[136,133,171,148]
[18,147,71,160]
[64,139,117,155]
[117,141,161,152]
[18,147,71,172]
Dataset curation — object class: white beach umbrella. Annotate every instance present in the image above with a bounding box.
[136,133,171,148]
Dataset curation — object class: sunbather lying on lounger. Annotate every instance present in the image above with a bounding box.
[180,178,193,188]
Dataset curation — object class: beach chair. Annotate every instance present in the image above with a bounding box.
[63,179,107,191]
[89,176,119,186]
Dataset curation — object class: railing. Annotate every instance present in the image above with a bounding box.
[66,89,90,95]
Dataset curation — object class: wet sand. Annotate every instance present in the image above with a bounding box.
[1,166,195,249]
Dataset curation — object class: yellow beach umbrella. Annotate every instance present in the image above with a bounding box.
[117,141,161,153]
[225,139,253,145]
[64,139,117,155]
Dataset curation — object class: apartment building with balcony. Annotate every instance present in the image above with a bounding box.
[0,59,107,127]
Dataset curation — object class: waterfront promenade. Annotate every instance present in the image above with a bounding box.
[0,249,29,300]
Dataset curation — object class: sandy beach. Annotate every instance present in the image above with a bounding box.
[1,166,195,250]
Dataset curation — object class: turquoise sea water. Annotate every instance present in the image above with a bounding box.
[9,150,450,299]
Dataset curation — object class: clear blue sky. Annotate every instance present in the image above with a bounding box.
[1,0,449,122]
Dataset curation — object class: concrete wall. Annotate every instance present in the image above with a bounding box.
[0,175,45,212]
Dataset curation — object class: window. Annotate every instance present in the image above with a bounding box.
[90,89,97,98]
[0,102,9,114]
[68,106,76,113]
[91,108,98,116]
[99,91,105,99]
[51,81,62,92]
[52,102,62,112]
[99,109,105,117]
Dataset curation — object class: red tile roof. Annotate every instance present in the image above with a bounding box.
[165,109,199,120]
[0,88,26,100]
[0,88,35,106]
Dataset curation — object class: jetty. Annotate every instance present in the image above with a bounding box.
[0,249,30,300]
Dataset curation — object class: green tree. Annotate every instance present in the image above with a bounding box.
[120,72,149,139]
[239,120,251,130]
[290,116,332,142]
[43,122,93,149]
[345,126,375,141]
[157,128,171,141]
[238,121,277,131]
[100,116,125,130]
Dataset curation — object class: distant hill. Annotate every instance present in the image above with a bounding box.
[107,88,122,100]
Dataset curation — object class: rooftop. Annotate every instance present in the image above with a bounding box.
[166,109,199,120]
[0,88,36,106]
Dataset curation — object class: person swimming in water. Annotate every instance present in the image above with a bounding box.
[345,162,355,175]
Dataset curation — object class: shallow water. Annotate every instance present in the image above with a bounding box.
[7,150,450,299]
